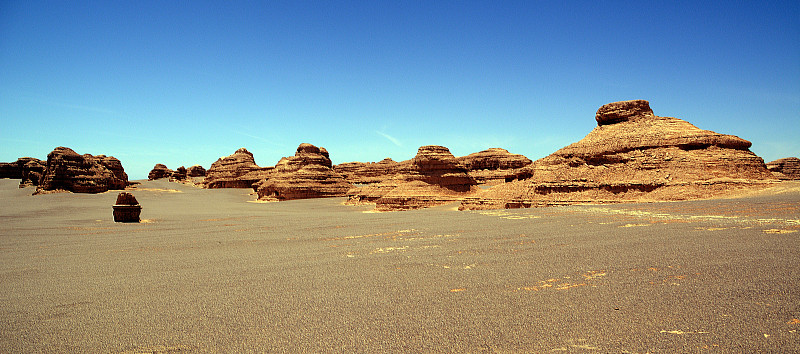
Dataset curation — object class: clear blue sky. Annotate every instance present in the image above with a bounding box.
[2,1,798,180]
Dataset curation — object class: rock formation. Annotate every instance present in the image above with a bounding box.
[187,165,206,177]
[0,157,46,187]
[148,164,173,180]
[204,148,272,188]
[460,100,776,210]
[456,148,532,184]
[254,143,351,201]
[766,157,800,180]
[36,147,129,194]
[346,145,480,211]
[334,158,403,184]
[113,192,141,222]
[171,166,187,181]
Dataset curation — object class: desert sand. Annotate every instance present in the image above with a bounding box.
[1,178,798,352]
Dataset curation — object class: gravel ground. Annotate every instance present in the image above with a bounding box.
[1,178,798,352]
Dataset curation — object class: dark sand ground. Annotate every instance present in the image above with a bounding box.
[1,178,798,352]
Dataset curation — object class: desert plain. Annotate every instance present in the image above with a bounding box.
[1,178,799,352]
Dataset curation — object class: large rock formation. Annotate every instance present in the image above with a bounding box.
[171,166,187,181]
[461,100,776,210]
[36,147,129,194]
[334,158,403,184]
[254,143,351,201]
[148,164,173,180]
[457,148,532,184]
[204,148,272,188]
[346,145,480,211]
[766,157,800,180]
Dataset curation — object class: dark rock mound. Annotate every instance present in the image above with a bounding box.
[36,147,129,194]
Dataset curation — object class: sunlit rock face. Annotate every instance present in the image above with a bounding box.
[766,157,800,180]
[346,145,480,211]
[254,143,351,201]
[460,100,776,210]
[36,147,129,194]
[204,148,272,189]
[456,148,532,184]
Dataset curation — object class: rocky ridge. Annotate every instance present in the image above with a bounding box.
[346,145,480,211]
[460,100,776,210]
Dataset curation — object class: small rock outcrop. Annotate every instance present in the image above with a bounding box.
[36,147,129,194]
[204,148,272,188]
[113,192,141,222]
[254,143,351,201]
[461,100,776,210]
[346,145,479,211]
[766,157,800,180]
[148,164,173,180]
[0,157,46,187]
[457,148,532,184]
[187,165,206,177]
[171,166,187,181]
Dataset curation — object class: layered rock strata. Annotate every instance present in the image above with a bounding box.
[346,145,480,211]
[204,148,272,188]
[254,143,351,201]
[460,100,776,210]
[36,147,129,194]
[334,158,403,184]
[766,157,800,180]
[457,148,532,184]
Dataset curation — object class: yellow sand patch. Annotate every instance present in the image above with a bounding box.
[450,288,466,292]
[788,318,800,325]
[620,223,651,228]
[763,229,798,234]
[131,188,182,193]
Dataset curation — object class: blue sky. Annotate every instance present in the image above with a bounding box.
[2,1,798,180]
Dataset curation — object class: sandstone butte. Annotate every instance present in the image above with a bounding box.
[203,148,273,189]
[766,157,800,180]
[459,100,777,210]
[253,143,351,201]
[345,145,482,211]
[33,147,129,194]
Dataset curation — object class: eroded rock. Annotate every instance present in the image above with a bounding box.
[254,143,351,201]
[347,145,480,211]
[461,100,776,210]
[36,147,129,194]
[204,148,272,188]
[766,157,800,180]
